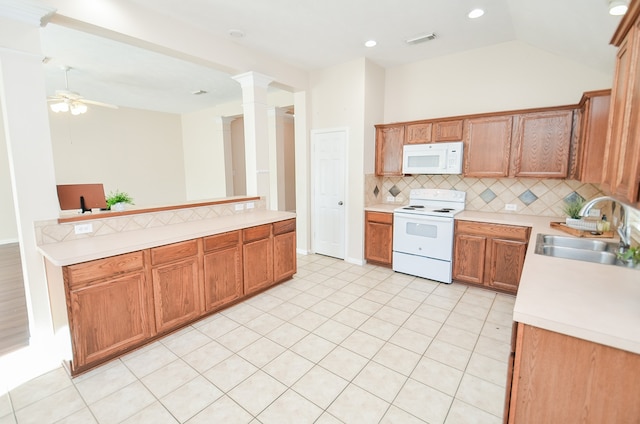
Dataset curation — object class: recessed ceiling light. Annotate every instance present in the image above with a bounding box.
[608,0,629,15]
[228,29,245,38]
[365,40,377,48]
[468,8,485,19]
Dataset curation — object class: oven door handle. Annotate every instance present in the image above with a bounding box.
[394,214,454,223]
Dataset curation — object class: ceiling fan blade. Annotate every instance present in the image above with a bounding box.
[81,99,119,109]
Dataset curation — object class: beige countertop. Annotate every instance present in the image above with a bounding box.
[38,210,296,267]
[367,205,640,354]
[458,211,639,354]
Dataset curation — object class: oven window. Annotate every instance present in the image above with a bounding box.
[408,154,441,168]
[406,222,438,238]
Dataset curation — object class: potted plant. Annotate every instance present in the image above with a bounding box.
[562,198,592,230]
[106,190,134,211]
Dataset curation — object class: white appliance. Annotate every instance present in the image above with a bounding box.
[392,188,466,283]
[402,141,463,175]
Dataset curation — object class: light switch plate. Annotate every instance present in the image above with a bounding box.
[505,204,517,211]
[246,202,255,209]
[588,208,601,217]
[234,204,244,211]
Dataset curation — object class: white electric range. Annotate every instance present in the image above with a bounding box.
[392,188,466,283]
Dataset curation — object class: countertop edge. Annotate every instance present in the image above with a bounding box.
[39,210,296,267]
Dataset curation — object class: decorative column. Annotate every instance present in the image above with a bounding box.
[231,72,273,202]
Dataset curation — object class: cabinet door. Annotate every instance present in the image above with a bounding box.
[512,110,573,178]
[203,246,243,312]
[151,257,202,333]
[364,212,393,266]
[603,30,635,192]
[452,233,486,285]
[69,271,153,371]
[577,91,611,183]
[614,19,640,205]
[274,230,297,282]
[375,125,405,175]
[433,120,464,142]
[486,238,527,293]
[243,237,274,295]
[405,122,433,144]
[463,116,513,177]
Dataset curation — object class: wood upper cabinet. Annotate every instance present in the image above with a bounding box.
[203,231,243,312]
[453,220,530,294]
[64,251,154,373]
[511,110,574,178]
[574,90,612,183]
[506,323,640,423]
[463,115,513,177]
[364,211,393,267]
[405,122,432,144]
[433,119,464,142]
[243,224,274,294]
[150,239,202,333]
[375,125,405,176]
[273,219,297,283]
[606,10,640,205]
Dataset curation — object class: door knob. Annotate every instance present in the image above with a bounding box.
[338,201,343,205]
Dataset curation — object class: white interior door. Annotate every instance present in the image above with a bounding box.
[312,128,346,259]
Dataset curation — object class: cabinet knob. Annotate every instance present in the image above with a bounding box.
[338,201,344,205]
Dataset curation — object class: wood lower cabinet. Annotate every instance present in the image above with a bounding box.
[511,110,574,178]
[63,251,154,374]
[505,323,640,423]
[60,218,296,374]
[150,239,202,333]
[203,231,243,312]
[364,211,393,267]
[453,221,530,294]
[273,219,297,283]
[463,115,513,177]
[243,224,274,294]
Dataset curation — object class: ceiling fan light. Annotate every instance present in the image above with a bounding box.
[609,0,629,15]
[50,102,69,113]
[70,102,87,115]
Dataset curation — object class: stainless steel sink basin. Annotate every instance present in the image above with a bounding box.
[540,235,609,252]
[539,245,618,265]
[534,234,640,270]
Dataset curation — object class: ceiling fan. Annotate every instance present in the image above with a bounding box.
[47,66,118,115]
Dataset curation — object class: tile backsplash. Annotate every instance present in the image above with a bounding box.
[35,198,267,245]
[365,174,605,216]
[365,174,639,245]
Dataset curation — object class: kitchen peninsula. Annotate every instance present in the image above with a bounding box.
[37,197,297,375]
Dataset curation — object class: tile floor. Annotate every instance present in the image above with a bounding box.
[0,254,515,424]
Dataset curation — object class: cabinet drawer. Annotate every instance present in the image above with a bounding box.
[66,251,144,287]
[243,224,272,243]
[366,211,393,225]
[273,219,296,235]
[204,230,241,252]
[456,220,530,241]
[151,239,199,266]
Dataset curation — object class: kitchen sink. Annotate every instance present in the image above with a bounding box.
[535,234,638,270]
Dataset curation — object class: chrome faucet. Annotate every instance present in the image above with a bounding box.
[579,196,631,248]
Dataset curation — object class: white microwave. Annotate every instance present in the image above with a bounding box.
[402,141,464,175]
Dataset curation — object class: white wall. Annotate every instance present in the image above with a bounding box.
[0,102,18,243]
[49,106,186,207]
[384,40,614,123]
[309,58,385,264]
[181,109,227,200]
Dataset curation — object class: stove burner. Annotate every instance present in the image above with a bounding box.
[410,205,425,208]
[432,208,455,213]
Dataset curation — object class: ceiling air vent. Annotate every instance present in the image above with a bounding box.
[405,33,437,45]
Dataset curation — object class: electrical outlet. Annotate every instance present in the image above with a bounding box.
[246,202,255,209]
[588,208,601,217]
[74,223,93,234]
[505,204,517,211]
[386,196,395,202]
[234,204,244,211]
